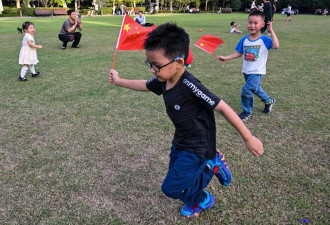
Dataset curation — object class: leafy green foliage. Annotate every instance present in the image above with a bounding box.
[230,0,241,10]
[1,0,329,12]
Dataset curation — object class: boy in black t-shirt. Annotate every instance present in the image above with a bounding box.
[109,23,264,218]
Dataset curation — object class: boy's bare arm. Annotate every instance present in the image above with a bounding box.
[267,22,280,49]
[215,100,264,156]
[109,69,149,91]
[217,52,242,62]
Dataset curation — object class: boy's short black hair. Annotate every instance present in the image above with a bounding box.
[67,9,75,16]
[249,10,265,20]
[144,23,189,63]
[230,21,235,26]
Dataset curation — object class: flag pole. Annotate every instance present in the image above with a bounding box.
[211,53,217,59]
[112,48,118,69]
[112,14,127,69]
[211,53,227,63]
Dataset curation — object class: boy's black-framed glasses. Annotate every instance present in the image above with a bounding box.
[145,55,184,72]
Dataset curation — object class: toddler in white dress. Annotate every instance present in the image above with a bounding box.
[17,21,42,81]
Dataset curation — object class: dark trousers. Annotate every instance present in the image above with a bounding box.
[161,145,214,206]
[261,17,271,33]
[260,24,267,33]
[58,32,82,48]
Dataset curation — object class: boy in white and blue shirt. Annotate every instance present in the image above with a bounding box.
[217,10,279,121]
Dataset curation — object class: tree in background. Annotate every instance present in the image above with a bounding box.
[0,0,3,14]
[37,0,47,7]
[220,0,229,8]
[106,0,145,8]
[52,0,72,7]
[155,0,159,10]
[204,0,208,11]
[21,0,31,7]
[2,0,328,13]
[230,0,241,10]
[189,0,200,8]
[247,0,329,13]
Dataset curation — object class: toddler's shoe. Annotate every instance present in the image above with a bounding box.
[18,76,28,81]
[31,72,40,77]
[181,190,214,218]
[238,111,251,121]
[207,149,232,186]
[263,97,276,114]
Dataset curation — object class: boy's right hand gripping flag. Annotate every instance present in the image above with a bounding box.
[116,14,156,50]
[195,35,224,54]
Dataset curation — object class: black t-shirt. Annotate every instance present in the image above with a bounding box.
[271,1,277,17]
[146,70,221,159]
[263,1,272,22]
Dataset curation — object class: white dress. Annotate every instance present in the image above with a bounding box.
[19,33,39,65]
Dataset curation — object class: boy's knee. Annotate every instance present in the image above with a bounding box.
[161,182,172,197]
[241,87,254,97]
[161,182,181,199]
[75,32,82,38]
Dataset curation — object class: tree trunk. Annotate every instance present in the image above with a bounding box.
[16,0,20,8]
[170,0,172,13]
[75,0,78,11]
[156,0,159,10]
[0,0,3,14]
[63,0,67,8]
[205,0,208,11]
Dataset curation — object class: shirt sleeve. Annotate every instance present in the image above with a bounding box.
[261,35,273,49]
[235,36,248,54]
[146,76,164,95]
[184,76,221,110]
[64,20,73,33]
[26,34,34,42]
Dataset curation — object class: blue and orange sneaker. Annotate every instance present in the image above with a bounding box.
[207,149,232,186]
[181,191,215,218]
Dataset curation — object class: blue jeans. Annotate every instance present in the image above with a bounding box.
[161,145,214,206]
[241,74,270,116]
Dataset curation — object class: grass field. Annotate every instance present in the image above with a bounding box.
[0,13,329,224]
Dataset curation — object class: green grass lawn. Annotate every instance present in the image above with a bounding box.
[0,13,329,224]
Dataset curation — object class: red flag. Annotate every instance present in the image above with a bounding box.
[195,35,224,54]
[116,14,156,50]
[186,48,193,65]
